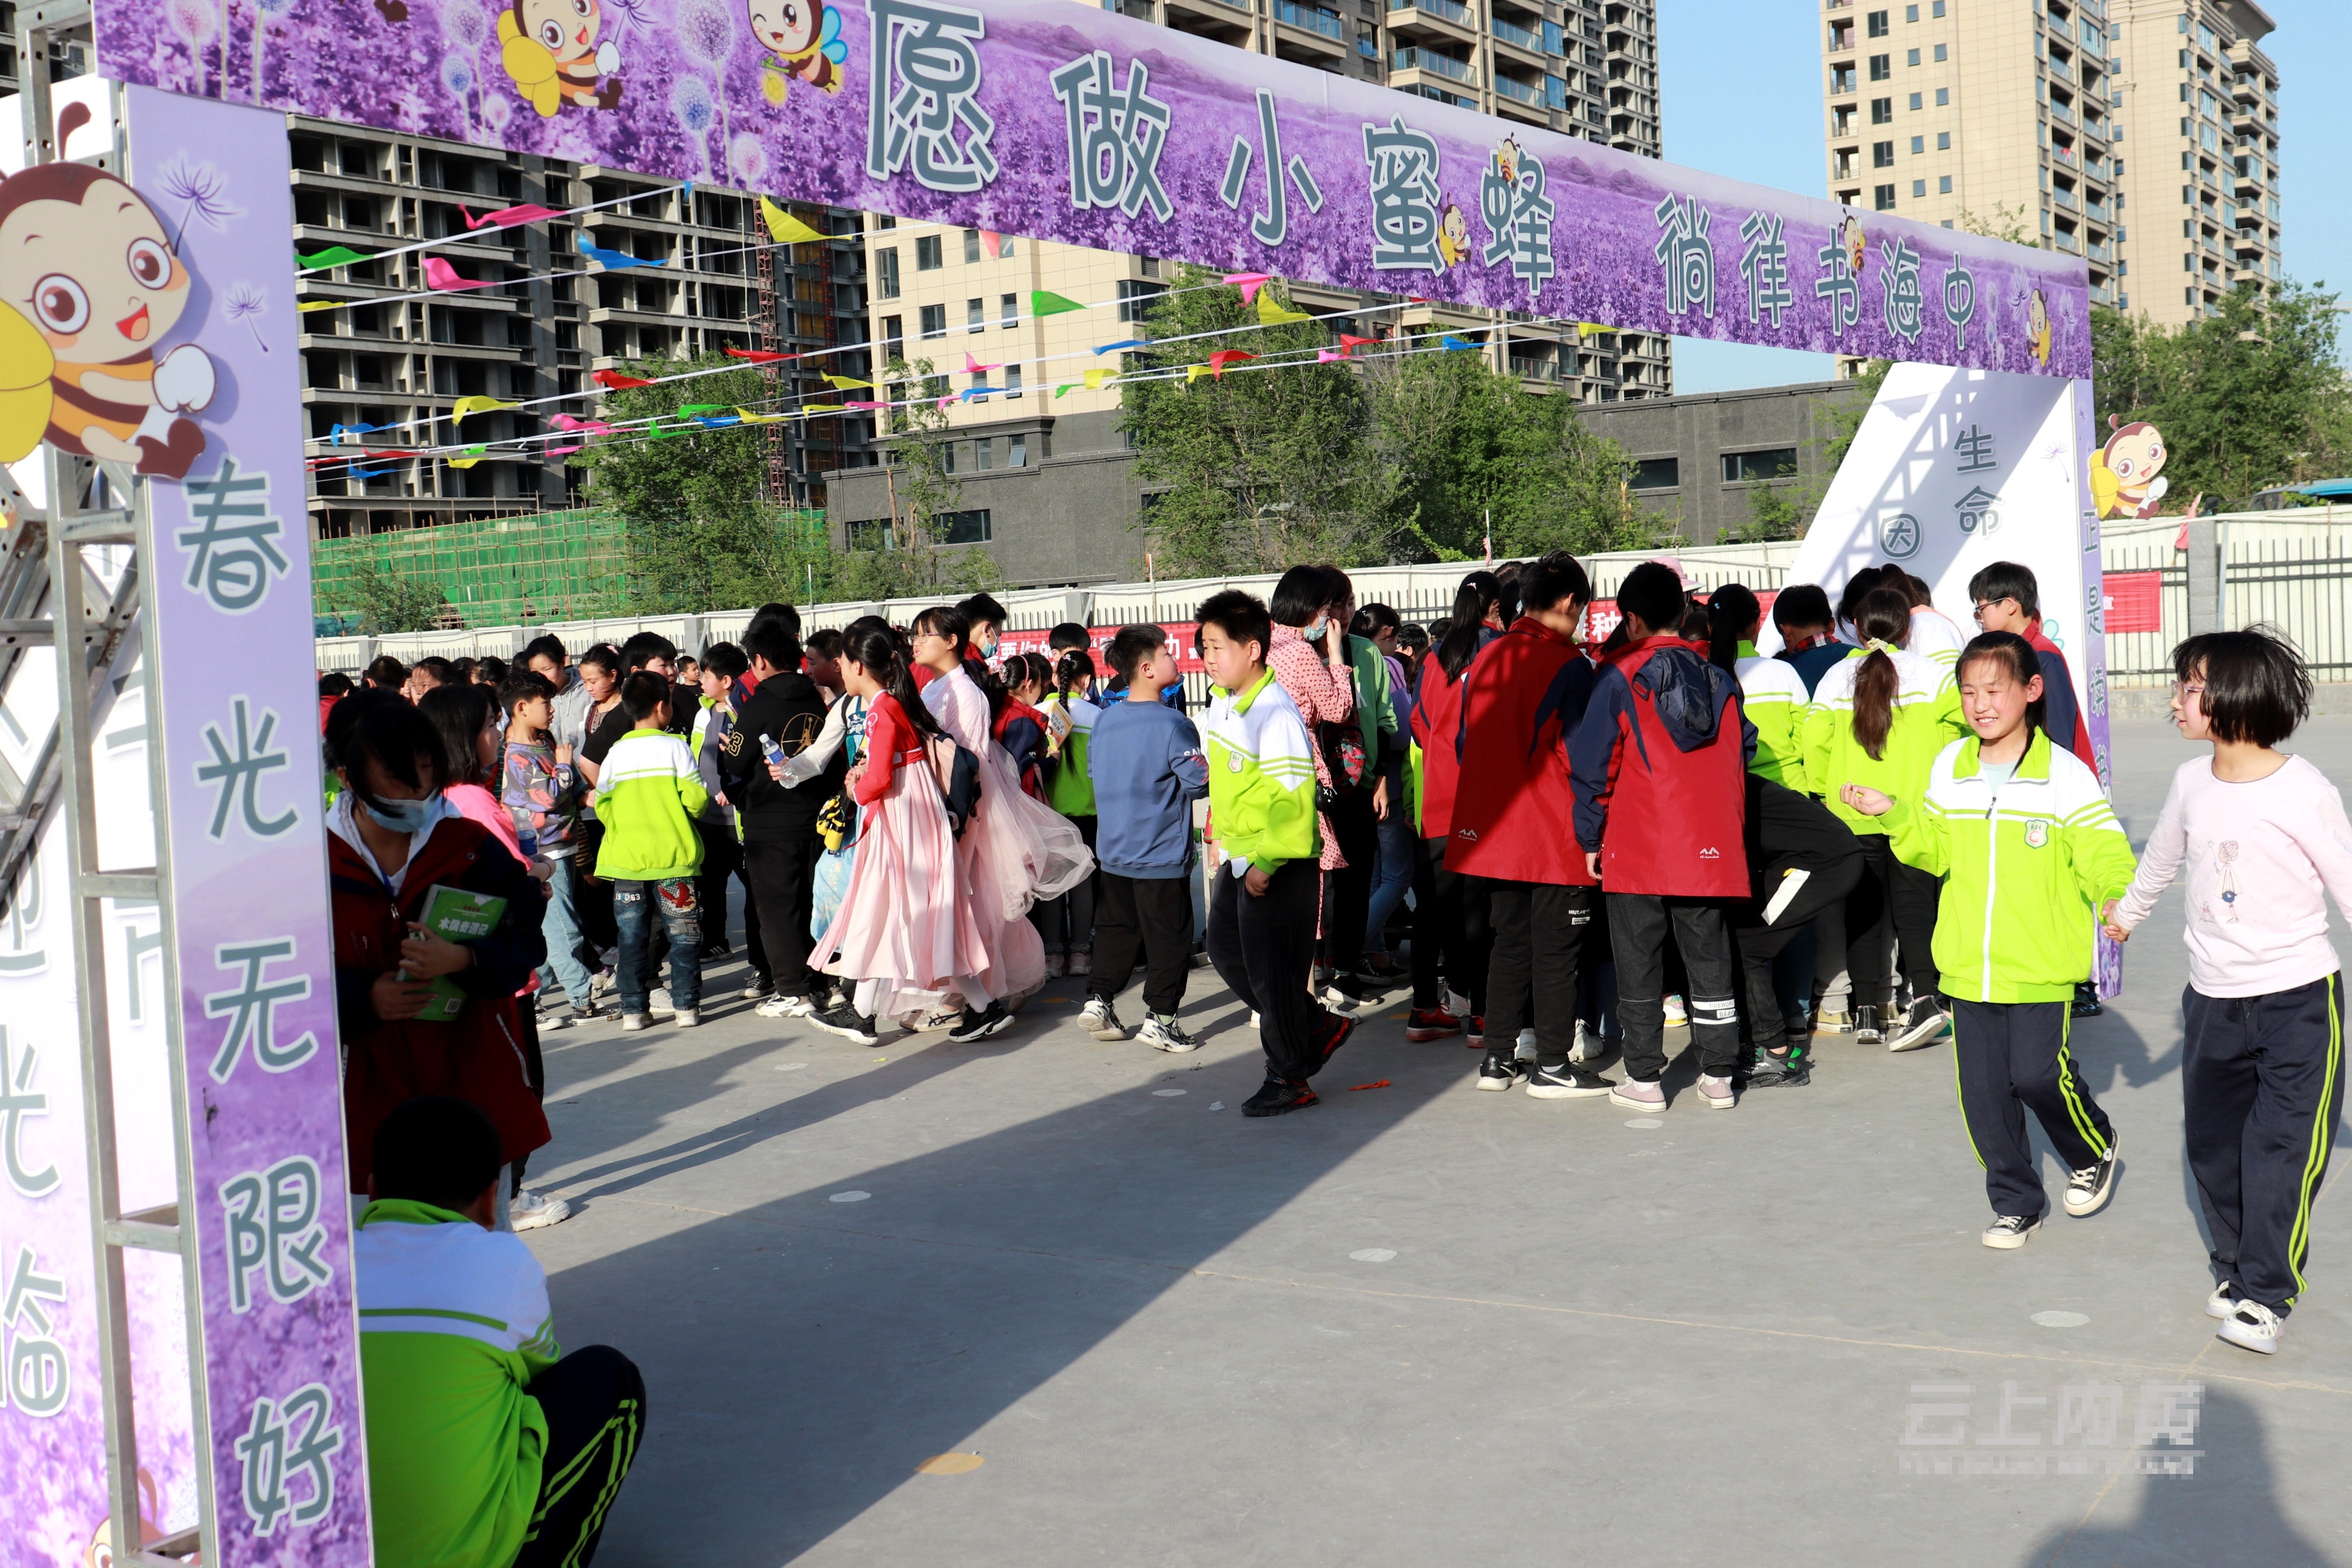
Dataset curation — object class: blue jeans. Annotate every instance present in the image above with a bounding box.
[536,856,597,1004]
[1363,808,1417,956]
[613,877,702,1014]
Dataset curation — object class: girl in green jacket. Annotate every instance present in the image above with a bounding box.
[1845,632,2138,1251]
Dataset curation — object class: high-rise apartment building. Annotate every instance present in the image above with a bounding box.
[2108,0,2278,325]
[1819,0,2120,311]
[832,0,1671,582]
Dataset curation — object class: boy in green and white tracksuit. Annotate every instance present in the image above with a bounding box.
[594,677,709,1027]
[1198,608,1349,1116]
[1869,727,2139,1242]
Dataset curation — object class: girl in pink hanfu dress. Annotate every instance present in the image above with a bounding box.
[808,628,991,1042]
[910,606,1095,1032]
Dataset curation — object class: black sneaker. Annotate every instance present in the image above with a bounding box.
[1525,1060,1615,1099]
[2071,981,2105,1019]
[1241,1076,1320,1117]
[1475,1050,1527,1092]
[2063,1134,2120,1217]
[1745,1048,1811,1089]
[809,1004,880,1046]
[1853,1004,1884,1047]
[1314,1012,1357,1062]
[1325,972,1379,1005]
[1888,997,1951,1053]
[1981,1212,2044,1250]
[947,1000,1013,1042]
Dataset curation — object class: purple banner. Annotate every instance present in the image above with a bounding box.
[122,85,374,1566]
[92,0,2088,375]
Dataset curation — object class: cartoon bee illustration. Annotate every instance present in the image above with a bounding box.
[499,0,624,117]
[1842,213,1867,279]
[2026,285,2052,369]
[1491,135,1524,189]
[2091,416,2169,521]
[0,103,217,480]
[1436,202,1469,270]
[749,0,846,104]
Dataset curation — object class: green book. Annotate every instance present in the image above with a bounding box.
[412,884,506,1022]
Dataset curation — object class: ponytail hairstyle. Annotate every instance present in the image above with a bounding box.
[1957,631,2047,741]
[1849,586,1915,761]
[1707,582,1762,673]
[845,627,941,740]
[1054,647,1095,707]
[1009,650,1053,700]
[1836,564,1889,631]
[1435,570,1506,682]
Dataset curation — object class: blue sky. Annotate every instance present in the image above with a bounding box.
[1657,0,2350,393]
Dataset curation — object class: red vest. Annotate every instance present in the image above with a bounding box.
[1574,637,1751,897]
[1448,617,1598,886]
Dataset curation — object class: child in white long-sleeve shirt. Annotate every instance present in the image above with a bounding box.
[2105,630,2352,1357]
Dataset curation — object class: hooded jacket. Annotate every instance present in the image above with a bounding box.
[1446,616,1597,886]
[1570,635,1755,898]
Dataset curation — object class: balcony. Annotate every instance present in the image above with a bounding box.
[2052,186,2077,212]
[1273,0,1344,39]
[1393,46,1474,81]
[1388,0,1477,42]
[1493,71,1544,105]
[1830,63,1856,93]
[1491,13,1544,53]
[1163,0,1251,43]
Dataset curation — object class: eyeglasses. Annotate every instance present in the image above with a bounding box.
[2172,681,2206,700]
[1969,597,2014,622]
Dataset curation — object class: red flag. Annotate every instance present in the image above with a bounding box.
[1208,349,1256,379]
[1340,334,1378,353]
[726,348,795,363]
[594,369,656,389]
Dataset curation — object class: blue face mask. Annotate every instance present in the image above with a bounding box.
[1303,616,1329,641]
[362,794,437,835]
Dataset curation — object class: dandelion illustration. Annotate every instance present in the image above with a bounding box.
[225,285,270,352]
[250,0,293,102]
[440,0,488,51]
[676,0,737,169]
[442,55,477,139]
[729,132,768,187]
[482,91,512,135]
[671,75,717,183]
[602,0,653,46]
[165,0,218,93]
[158,159,241,248]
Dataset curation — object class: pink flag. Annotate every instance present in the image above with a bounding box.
[1316,349,1344,363]
[423,256,493,291]
[460,202,564,230]
[1223,271,1272,304]
[552,414,615,434]
[963,351,1003,375]
[845,399,888,410]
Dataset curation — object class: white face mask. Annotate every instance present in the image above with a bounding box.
[362,793,439,834]
[1303,616,1329,641]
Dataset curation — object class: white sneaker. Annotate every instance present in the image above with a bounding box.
[1570,1020,1598,1063]
[1695,1072,1736,1110]
[673,1006,702,1028]
[647,987,677,1019]
[620,1012,651,1032]
[2216,1298,2282,1355]
[1981,1213,2043,1249]
[1080,997,1125,1040]
[1514,1027,1538,1062]
[538,1006,573,1031]
[1140,1015,1200,1053]
[1662,994,1688,1029]
[590,969,617,999]
[1249,1010,1261,1030]
[511,1190,571,1231]
[756,993,818,1020]
[2204,1280,2240,1320]
[1067,950,1092,977]
[1444,987,1472,1020]
[1608,1077,1667,1112]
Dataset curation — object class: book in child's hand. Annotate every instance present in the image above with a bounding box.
[411,884,506,1022]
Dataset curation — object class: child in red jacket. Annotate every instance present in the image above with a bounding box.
[1571,562,1757,1113]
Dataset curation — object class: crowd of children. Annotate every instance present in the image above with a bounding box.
[315,557,2352,1559]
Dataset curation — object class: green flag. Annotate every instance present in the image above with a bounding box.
[1030,289,1085,317]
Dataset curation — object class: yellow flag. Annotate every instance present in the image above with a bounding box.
[448,444,490,469]
[822,373,873,391]
[760,195,832,246]
[800,403,846,416]
[451,395,520,423]
[733,407,792,424]
[1084,368,1115,390]
[1257,294,1313,326]
[1185,364,1211,383]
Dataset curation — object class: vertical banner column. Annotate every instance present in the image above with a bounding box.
[122,84,375,1564]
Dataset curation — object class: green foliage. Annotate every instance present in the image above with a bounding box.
[1118,266,1652,574]
[571,357,784,522]
[2090,281,2352,511]
[1956,202,2037,247]
[343,557,450,633]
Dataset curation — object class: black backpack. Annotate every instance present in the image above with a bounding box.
[922,733,984,839]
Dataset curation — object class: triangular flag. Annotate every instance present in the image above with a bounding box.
[1208,349,1256,378]
[981,231,1004,258]
[1084,368,1115,390]
[690,415,741,428]
[297,300,342,314]
[1031,290,1085,317]
[423,257,495,292]
[1095,337,1148,355]
[461,201,564,230]
[448,444,490,469]
[1257,294,1313,326]
[961,352,1001,375]
[1441,334,1478,351]
[1316,349,1344,363]
[1054,383,1079,398]
[545,444,583,456]
[1185,364,1211,383]
[298,244,371,270]
[677,404,732,416]
[1223,271,1272,304]
[726,347,796,363]
[450,395,519,422]
[1340,334,1378,353]
[936,395,958,410]
[579,236,663,270]
[1574,322,1614,336]
[760,195,833,246]
[824,373,874,390]
[593,369,656,390]
[844,399,888,410]
[801,403,846,415]
[733,408,793,424]
[552,414,614,434]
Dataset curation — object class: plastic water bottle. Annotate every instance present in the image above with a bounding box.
[760,733,785,769]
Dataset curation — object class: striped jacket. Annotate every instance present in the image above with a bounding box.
[591,726,708,880]
[1735,643,1810,793]
[1800,646,1967,835]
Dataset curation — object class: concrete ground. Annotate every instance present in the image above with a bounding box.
[522,717,2352,1568]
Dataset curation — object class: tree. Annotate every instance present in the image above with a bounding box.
[1956,201,2037,247]
[2089,281,2352,510]
[343,557,450,633]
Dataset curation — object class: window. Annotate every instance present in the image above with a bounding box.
[944,442,958,474]
[1866,9,1888,38]
[997,234,1017,258]
[1001,292,1018,328]
[974,436,993,471]
[1931,0,1943,13]
[846,519,898,550]
[915,234,942,270]
[963,227,982,263]
[1870,96,1893,123]
[1932,43,1946,62]
[1936,87,1948,105]
[876,214,897,230]
[1868,53,1890,81]
[967,297,984,331]
[1937,130,1951,150]
[1910,135,1924,154]
[1629,456,1679,490]
[919,303,945,338]
[1872,141,1894,168]
[881,315,903,357]
[1912,179,1927,198]
[1939,175,1953,194]
[1005,364,1023,398]
[940,508,992,545]
[1118,278,1165,322]
[1008,434,1028,469]
[1903,3,1917,18]
[1906,47,1919,66]
[876,247,901,299]
[1722,448,1798,483]
[1909,91,1922,109]
[1873,183,1897,210]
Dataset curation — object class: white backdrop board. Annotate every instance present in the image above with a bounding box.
[1773,363,2111,788]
